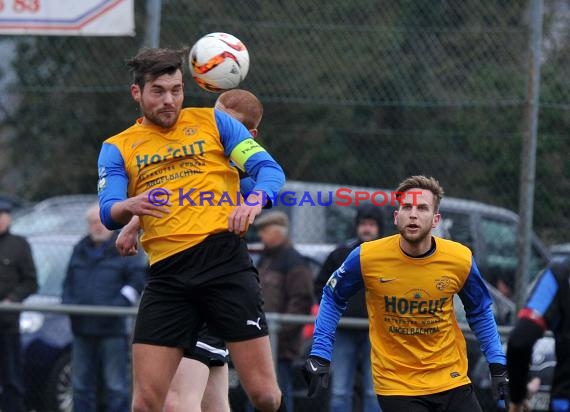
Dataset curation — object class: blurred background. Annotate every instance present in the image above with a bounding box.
[1,0,569,246]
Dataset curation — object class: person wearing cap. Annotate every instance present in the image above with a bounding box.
[0,200,38,412]
[255,211,314,412]
[314,204,383,412]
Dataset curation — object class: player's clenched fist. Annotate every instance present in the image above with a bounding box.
[302,356,330,398]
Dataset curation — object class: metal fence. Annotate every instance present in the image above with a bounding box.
[0,302,516,412]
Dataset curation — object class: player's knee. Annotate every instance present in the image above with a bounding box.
[249,387,282,411]
[162,397,177,412]
[132,393,162,412]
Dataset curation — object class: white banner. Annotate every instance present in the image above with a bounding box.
[0,0,134,36]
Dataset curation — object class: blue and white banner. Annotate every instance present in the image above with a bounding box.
[0,0,134,36]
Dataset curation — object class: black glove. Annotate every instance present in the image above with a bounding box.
[302,355,330,398]
[490,363,510,407]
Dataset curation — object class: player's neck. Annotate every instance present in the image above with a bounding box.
[400,236,436,258]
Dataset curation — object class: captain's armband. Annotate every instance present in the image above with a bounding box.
[230,139,266,171]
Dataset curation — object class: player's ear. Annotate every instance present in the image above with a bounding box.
[131,84,141,102]
[249,129,258,138]
[432,212,441,229]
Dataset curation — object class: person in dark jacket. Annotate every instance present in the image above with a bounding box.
[255,211,314,412]
[314,204,383,412]
[62,204,146,412]
[507,256,570,412]
[0,200,38,412]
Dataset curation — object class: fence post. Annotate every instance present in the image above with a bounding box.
[266,313,281,368]
[515,0,543,310]
[144,0,162,48]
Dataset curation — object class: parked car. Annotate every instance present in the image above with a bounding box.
[9,194,102,412]
[549,243,570,263]
[20,234,80,412]
[11,194,97,237]
[0,192,32,218]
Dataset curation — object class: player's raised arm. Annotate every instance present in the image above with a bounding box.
[215,108,285,233]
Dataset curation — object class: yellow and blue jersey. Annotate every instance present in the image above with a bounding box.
[97,107,284,265]
[311,234,505,396]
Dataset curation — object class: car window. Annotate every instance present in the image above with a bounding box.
[453,281,515,326]
[29,240,75,297]
[13,211,82,236]
[480,217,545,282]
[480,218,517,271]
[439,211,473,250]
[10,196,96,237]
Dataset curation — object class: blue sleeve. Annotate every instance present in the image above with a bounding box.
[97,143,128,230]
[526,268,558,316]
[310,247,365,361]
[244,154,285,198]
[524,268,560,331]
[240,176,256,195]
[215,108,252,154]
[215,109,285,197]
[458,257,506,365]
[240,176,273,209]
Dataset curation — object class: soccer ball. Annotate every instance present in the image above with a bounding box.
[189,32,250,93]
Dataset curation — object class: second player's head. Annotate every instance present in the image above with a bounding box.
[215,89,263,137]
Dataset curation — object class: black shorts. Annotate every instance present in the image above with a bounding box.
[185,324,228,367]
[133,232,268,354]
[377,384,482,412]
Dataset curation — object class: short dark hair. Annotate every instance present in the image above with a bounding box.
[126,48,185,88]
[395,175,444,212]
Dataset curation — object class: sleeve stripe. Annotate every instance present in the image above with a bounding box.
[517,307,548,331]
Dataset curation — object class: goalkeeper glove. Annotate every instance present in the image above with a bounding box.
[302,356,330,398]
[490,363,510,407]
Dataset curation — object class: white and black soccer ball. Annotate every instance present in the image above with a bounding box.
[188,32,250,93]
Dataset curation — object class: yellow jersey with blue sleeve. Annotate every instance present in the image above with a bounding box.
[97,107,284,266]
[310,234,506,396]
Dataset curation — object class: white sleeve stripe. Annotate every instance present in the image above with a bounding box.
[120,285,139,304]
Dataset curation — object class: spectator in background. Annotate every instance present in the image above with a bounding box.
[62,204,146,412]
[255,211,314,412]
[0,200,38,412]
[314,204,383,412]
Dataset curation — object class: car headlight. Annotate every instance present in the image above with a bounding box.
[20,311,45,334]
